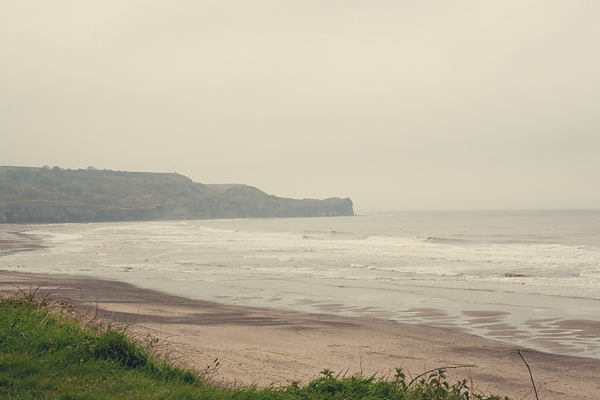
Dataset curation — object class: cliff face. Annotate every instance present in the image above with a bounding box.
[0,167,353,223]
[212,186,353,219]
[0,202,165,224]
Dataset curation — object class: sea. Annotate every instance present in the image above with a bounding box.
[2,210,599,359]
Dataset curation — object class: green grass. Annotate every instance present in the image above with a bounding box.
[0,293,506,399]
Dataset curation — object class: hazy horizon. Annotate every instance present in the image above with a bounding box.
[2,2,599,211]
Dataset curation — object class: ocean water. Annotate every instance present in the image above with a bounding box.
[2,210,599,358]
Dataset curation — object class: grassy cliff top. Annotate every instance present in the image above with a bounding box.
[0,166,217,208]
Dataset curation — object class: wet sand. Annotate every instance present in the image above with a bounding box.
[2,270,600,399]
[0,224,45,256]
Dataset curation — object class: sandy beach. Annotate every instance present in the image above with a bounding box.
[2,224,600,399]
[1,270,599,400]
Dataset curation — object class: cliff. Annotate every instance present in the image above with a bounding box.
[0,167,353,223]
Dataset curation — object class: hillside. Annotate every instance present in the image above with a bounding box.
[0,166,353,223]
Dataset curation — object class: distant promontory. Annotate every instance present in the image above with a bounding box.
[0,166,353,223]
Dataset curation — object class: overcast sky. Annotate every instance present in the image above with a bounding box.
[2,1,599,211]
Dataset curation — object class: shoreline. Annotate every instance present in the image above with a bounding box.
[3,222,600,360]
[2,270,600,399]
[0,224,46,257]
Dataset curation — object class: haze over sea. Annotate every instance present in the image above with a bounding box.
[2,210,599,359]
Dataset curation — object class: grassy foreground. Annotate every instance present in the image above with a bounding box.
[0,294,506,399]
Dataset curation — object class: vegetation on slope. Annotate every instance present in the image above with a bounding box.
[0,292,505,399]
[0,166,353,222]
[0,166,204,207]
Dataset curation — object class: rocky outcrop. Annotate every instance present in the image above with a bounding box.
[212,186,354,218]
